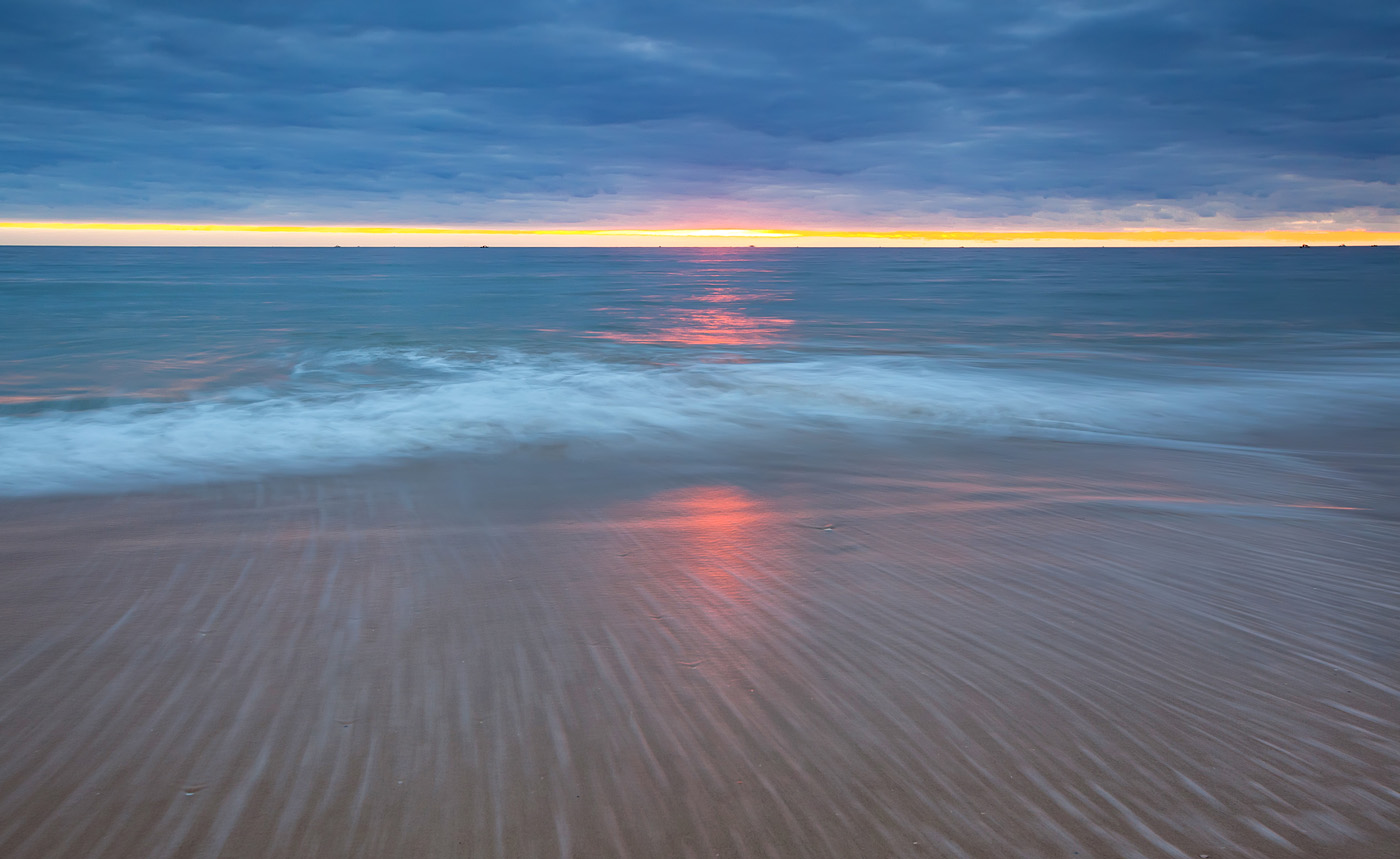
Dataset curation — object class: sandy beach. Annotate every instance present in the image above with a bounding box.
[1,437,1396,858]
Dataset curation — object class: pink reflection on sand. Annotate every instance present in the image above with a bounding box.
[613,485,784,603]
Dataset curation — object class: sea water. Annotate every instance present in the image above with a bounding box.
[1,246,1396,496]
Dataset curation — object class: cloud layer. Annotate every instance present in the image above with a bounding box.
[2,0,1397,226]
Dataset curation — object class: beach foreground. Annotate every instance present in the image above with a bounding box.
[1,437,1396,859]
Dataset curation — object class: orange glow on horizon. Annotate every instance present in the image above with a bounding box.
[2,221,1398,246]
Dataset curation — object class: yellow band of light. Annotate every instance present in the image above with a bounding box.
[1,222,1397,244]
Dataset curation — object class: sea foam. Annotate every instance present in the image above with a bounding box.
[1,350,1394,496]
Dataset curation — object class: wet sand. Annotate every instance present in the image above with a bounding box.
[0,439,1397,858]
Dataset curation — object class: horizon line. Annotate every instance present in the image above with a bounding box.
[2,222,1399,247]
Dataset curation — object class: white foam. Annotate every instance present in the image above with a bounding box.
[1,352,1395,496]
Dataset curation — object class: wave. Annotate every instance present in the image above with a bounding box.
[1,350,1396,496]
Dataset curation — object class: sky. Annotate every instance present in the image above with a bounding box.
[2,0,1398,244]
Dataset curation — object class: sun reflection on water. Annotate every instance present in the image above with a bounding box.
[592,251,795,347]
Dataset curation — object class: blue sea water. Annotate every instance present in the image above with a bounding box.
[1,246,1396,496]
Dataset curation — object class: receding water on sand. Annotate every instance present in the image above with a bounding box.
[0,436,1396,858]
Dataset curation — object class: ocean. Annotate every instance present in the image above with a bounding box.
[1,246,1397,858]
[1,246,1397,494]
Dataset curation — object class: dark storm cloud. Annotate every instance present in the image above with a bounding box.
[1,0,1396,224]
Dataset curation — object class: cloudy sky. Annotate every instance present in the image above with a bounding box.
[2,0,1397,231]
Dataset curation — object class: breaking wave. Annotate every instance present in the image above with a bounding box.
[1,349,1395,495]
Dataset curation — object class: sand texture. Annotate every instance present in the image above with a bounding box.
[0,441,1397,858]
